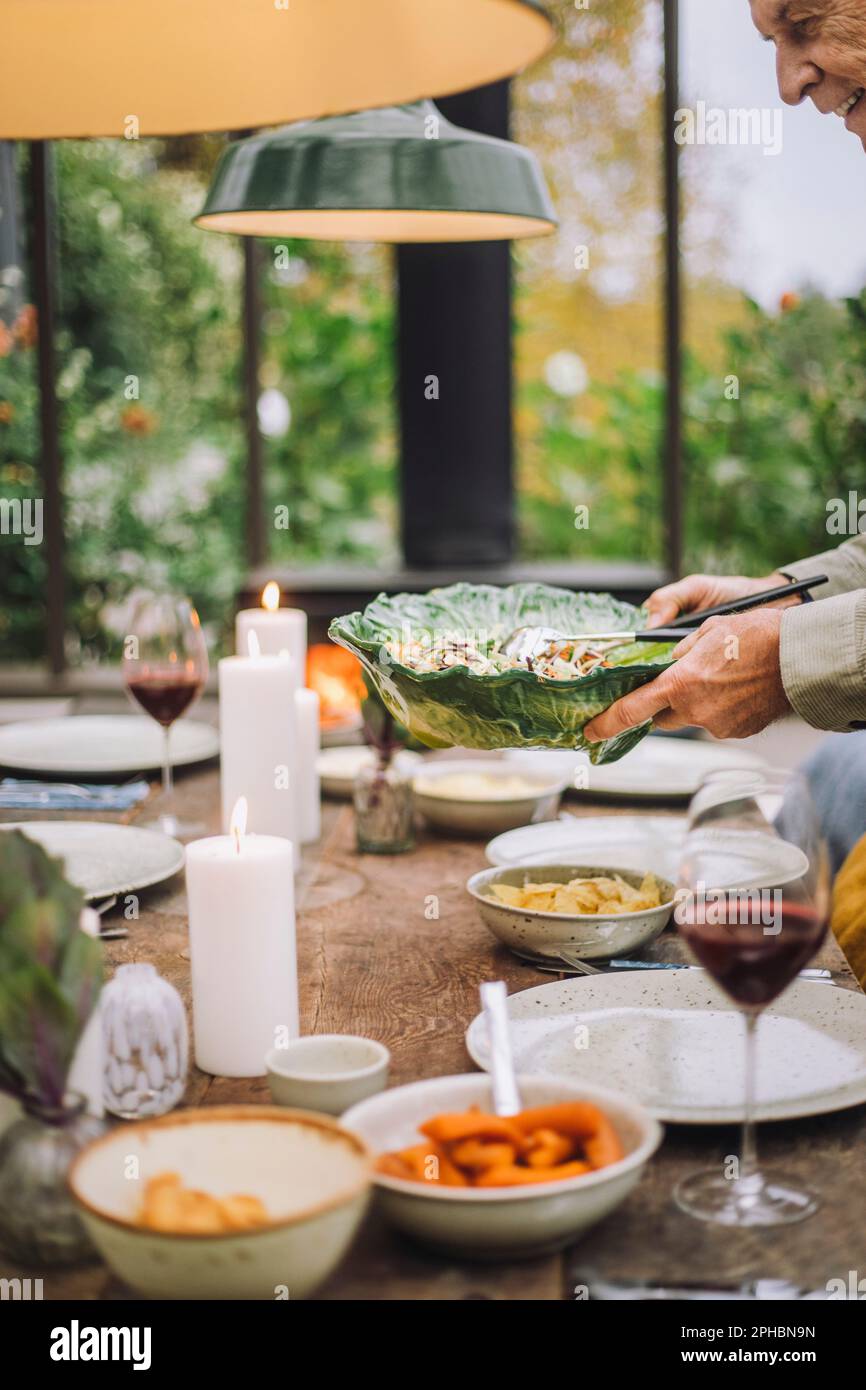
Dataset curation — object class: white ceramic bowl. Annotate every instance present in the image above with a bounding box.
[69,1106,372,1299]
[266,1035,390,1115]
[412,758,568,836]
[467,862,676,964]
[343,1074,662,1259]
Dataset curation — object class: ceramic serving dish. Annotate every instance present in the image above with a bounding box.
[412,758,568,836]
[68,1105,372,1299]
[466,862,677,964]
[329,582,674,765]
[266,1035,390,1115]
[343,1073,662,1259]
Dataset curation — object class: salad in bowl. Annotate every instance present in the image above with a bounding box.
[329,582,675,765]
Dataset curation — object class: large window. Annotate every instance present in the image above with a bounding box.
[678,0,866,575]
[5,0,866,673]
[512,0,667,567]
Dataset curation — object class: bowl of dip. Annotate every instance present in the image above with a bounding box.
[412,759,569,836]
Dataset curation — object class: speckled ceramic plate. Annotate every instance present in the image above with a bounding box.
[466,972,866,1124]
[0,821,185,901]
[505,739,768,801]
[0,716,219,776]
[485,815,685,877]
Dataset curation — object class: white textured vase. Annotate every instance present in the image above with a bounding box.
[102,963,188,1119]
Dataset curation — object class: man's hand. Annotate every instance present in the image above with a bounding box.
[583,609,791,743]
[645,572,798,628]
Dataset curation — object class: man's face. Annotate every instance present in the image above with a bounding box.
[750,0,866,151]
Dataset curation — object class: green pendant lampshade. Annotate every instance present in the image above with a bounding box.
[195,103,556,242]
[2,0,554,139]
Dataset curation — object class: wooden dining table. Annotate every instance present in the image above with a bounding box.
[3,749,865,1302]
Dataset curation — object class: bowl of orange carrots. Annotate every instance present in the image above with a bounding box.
[342,1074,661,1258]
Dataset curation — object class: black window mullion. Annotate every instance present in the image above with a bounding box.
[396,81,514,569]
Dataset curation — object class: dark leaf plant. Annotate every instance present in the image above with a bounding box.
[361,681,406,771]
[0,830,103,1112]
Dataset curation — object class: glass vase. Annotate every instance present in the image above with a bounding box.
[0,1093,105,1266]
[354,756,415,853]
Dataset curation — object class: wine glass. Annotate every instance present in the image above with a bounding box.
[122,593,209,841]
[673,766,830,1227]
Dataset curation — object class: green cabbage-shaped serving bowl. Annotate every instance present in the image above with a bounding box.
[329,582,675,766]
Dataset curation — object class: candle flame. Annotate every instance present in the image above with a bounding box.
[247,628,261,659]
[230,796,248,853]
[262,581,280,613]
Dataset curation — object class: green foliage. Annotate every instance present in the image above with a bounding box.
[0,830,102,1110]
[681,292,866,572]
[518,370,665,563]
[0,141,396,663]
[259,242,396,565]
[0,139,247,660]
[517,290,866,575]
[331,583,673,764]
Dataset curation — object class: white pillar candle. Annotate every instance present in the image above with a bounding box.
[219,640,297,851]
[236,581,306,682]
[186,801,297,1077]
[295,687,321,844]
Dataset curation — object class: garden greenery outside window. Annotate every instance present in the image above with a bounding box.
[0,139,397,666]
[514,0,866,579]
[513,0,667,569]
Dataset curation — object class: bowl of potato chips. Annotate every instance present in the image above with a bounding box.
[467,863,676,965]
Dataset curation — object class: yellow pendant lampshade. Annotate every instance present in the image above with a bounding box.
[2,0,555,139]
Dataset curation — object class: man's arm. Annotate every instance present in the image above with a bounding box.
[780,590,866,732]
[779,533,866,599]
[585,537,866,744]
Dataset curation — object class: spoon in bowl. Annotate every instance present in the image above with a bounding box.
[480,980,522,1117]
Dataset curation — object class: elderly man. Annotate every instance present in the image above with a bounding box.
[585,0,866,747]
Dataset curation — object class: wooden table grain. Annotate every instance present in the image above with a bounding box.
[3,762,864,1302]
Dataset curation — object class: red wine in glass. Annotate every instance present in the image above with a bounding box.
[678,896,828,1011]
[673,767,830,1229]
[126,670,203,727]
[123,594,209,840]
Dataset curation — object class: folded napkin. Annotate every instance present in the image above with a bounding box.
[0,778,150,812]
